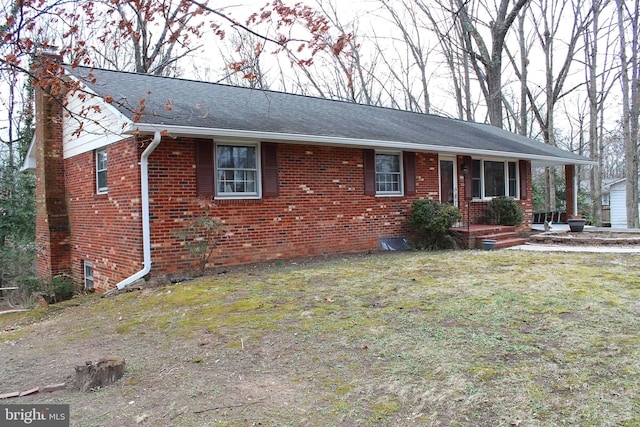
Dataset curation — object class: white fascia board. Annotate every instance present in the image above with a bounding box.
[62,72,135,158]
[129,123,596,166]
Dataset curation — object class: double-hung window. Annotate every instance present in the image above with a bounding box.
[472,159,519,199]
[215,143,259,198]
[197,141,278,199]
[96,148,108,194]
[375,152,402,195]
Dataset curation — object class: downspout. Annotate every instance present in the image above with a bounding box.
[115,131,162,290]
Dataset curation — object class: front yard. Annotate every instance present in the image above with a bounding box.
[1,250,639,426]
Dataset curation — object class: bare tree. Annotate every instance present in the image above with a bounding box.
[510,0,590,211]
[601,131,626,178]
[616,0,640,228]
[87,0,210,76]
[503,7,537,136]
[454,0,532,128]
[415,0,475,120]
[307,1,384,105]
[582,0,618,224]
[377,0,433,113]
[216,30,270,89]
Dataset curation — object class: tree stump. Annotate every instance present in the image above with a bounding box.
[74,357,125,392]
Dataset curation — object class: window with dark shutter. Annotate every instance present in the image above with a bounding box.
[195,139,215,197]
[262,142,279,197]
[403,151,416,196]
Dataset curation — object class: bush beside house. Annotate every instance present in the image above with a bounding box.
[408,199,463,249]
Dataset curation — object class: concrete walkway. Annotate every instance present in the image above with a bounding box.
[509,243,640,253]
[508,224,640,253]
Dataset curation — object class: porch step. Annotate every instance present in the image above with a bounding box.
[474,232,527,250]
[451,225,527,250]
[485,237,528,249]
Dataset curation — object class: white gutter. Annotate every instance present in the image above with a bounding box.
[129,123,596,167]
[115,131,162,290]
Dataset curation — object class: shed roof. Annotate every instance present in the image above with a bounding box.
[66,66,592,167]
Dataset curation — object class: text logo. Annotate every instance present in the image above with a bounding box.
[1,405,69,427]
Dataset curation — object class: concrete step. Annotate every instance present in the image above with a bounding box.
[475,232,520,241]
[494,237,528,249]
[475,232,527,250]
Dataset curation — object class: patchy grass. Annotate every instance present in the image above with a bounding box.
[1,250,639,426]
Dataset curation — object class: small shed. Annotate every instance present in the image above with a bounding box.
[607,176,640,228]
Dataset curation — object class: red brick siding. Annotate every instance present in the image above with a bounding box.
[147,140,441,275]
[35,79,71,281]
[64,137,144,291]
[53,135,534,290]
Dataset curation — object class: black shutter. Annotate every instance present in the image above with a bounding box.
[363,149,376,195]
[195,139,215,197]
[519,159,528,199]
[403,151,416,196]
[262,142,279,197]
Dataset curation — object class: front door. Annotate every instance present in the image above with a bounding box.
[440,157,457,206]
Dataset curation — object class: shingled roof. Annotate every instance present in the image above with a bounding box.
[66,66,592,167]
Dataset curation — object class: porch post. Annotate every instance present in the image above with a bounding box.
[565,164,578,218]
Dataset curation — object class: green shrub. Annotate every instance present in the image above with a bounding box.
[12,275,77,305]
[50,275,76,302]
[486,196,525,226]
[408,199,463,249]
[16,276,42,292]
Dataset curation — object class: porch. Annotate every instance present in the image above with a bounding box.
[450,224,528,250]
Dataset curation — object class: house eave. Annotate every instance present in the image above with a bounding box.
[128,123,595,166]
[20,135,37,172]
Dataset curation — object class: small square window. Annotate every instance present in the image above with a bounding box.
[215,143,259,198]
[375,152,402,195]
[96,148,108,194]
[84,261,94,290]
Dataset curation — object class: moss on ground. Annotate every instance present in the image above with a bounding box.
[1,250,639,426]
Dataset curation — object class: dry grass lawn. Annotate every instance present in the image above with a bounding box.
[1,249,639,426]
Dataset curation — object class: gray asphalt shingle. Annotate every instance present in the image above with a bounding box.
[67,66,591,165]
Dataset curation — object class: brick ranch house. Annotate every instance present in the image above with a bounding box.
[24,61,592,292]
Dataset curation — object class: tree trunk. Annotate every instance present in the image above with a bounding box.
[617,0,640,228]
[588,0,603,225]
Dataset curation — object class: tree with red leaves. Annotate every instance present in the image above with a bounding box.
[1,0,351,86]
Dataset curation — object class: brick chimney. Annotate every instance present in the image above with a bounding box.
[33,48,72,281]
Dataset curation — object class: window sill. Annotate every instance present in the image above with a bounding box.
[472,197,521,202]
[214,195,261,201]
